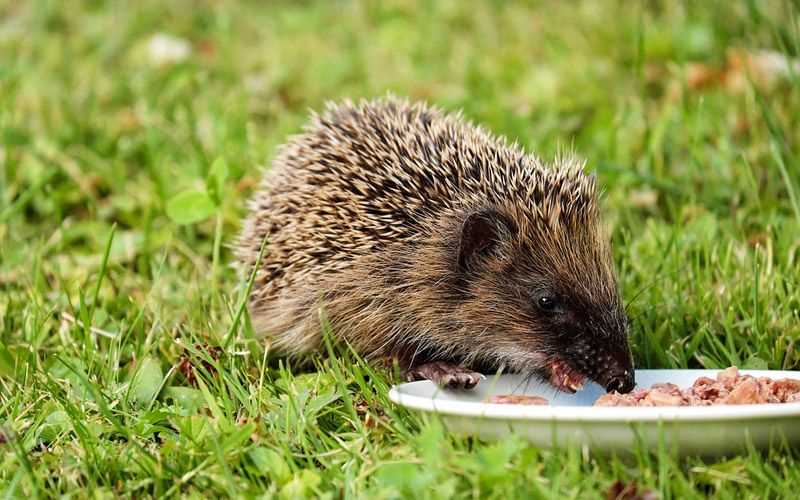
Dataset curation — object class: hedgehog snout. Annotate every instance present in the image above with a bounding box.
[593,349,635,394]
[605,373,635,393]
[563,338,635,394]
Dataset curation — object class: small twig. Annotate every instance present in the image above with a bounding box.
[61,312,117,339]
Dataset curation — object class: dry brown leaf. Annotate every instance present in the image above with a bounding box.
[686,62,724,90]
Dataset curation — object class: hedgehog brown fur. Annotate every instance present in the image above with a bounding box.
[237,97,634,393]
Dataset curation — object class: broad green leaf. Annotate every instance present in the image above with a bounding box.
[129,356,164,406]
[171,415,211,442]
[49,356,94,401]
[0,343,15,379]
[38,410,72,442]
[248,447,292,483]
[280,470,321,499]
[742,356,769,370]
[163,386,206,414]
[166,189,216,224]
[375,463,435,495]
[220,422,257,450]
[207,157,229,204]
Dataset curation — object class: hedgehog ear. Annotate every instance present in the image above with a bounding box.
[458,209,515,271]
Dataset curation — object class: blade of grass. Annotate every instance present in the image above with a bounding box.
[223,236,268,349]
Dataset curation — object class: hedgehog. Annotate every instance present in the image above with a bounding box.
[236,97,635,394]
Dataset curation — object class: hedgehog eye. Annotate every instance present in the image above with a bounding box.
[536,295,560,313]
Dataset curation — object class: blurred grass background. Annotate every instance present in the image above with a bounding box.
[2,0,800,497]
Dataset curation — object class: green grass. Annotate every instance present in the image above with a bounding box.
[2,0,800,497]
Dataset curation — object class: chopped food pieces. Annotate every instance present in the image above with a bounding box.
[482,367,800,407]
[547,358,586,393]
[488,395,549,405]
[594,367,800,407]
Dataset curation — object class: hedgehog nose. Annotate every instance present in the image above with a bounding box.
[605,370,635,394]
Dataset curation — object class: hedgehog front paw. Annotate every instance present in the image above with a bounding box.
[405,361,484,390]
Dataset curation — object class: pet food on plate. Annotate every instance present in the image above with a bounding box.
[488,394,549,405]
[594,366,800,407]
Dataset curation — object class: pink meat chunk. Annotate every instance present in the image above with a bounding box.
[488,395,549,405]
[593,366,800,407]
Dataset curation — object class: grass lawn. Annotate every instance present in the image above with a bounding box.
[2,0,800,497]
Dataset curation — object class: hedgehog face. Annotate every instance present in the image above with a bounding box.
[523,275,634,394]
[454,207,634,394]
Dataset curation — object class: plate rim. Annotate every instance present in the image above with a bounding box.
[388,369,800,422]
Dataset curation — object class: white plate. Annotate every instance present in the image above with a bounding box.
[388,369,800,456]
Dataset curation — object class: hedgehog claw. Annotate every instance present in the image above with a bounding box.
[405,361,483,390]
